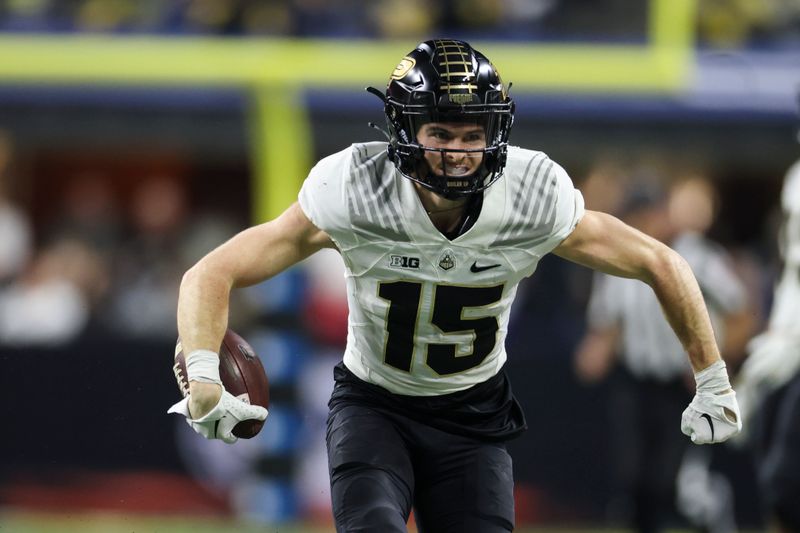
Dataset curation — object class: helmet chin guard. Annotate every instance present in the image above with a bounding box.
[389,143,500,200]
[370,39,515,198]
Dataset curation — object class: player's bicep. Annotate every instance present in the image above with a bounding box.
[552,209,664,282]
[202,202,335,288]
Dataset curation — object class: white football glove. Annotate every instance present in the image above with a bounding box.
[681,361,742,444]
[167,389,268,444]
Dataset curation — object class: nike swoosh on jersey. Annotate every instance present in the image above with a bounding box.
[700,413,715,441]
[470,261,501,273]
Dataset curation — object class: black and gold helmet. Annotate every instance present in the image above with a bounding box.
[369,39,514,198]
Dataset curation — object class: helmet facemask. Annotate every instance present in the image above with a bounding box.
[372,40,515,199]
[388,93,513,199]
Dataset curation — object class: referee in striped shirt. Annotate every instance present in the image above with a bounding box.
[575,179,754,533]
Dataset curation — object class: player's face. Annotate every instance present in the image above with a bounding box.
[416,122,486,177]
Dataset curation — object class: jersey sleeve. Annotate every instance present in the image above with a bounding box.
[782,159,800,215]
[538,161,585,254]
[781,160,800,264]
[297,146,354,249]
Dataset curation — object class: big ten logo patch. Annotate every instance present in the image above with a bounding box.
[389,255,420,269]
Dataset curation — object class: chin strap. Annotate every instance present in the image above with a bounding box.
[368,121,391,141]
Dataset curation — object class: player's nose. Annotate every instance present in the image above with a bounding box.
[444,144,466,160]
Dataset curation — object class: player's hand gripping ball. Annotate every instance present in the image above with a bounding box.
[172,329,270,439]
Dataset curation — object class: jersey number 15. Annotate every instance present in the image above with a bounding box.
[378,281,504,375]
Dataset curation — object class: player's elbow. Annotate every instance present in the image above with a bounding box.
[181,261,206,288]
[179,264,205,297]
[641,241,688,288]
[181,256,233,294]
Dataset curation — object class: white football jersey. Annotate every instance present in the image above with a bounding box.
[299,142,584,395]
[768,158,800,336]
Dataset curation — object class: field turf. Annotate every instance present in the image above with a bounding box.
[2,511,755,533]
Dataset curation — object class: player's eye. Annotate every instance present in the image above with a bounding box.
[464,132,485,143]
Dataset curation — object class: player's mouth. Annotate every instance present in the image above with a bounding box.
[444,165,471,176]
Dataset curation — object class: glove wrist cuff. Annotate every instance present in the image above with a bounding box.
[694,360,731,394]
[186,349,222,385]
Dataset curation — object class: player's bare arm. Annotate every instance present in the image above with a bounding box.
[178,202,334,417]
[555,210,741,444]
[554,209,720,372]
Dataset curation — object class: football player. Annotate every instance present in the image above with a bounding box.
[170,40,742,532]
[736,157,800,532]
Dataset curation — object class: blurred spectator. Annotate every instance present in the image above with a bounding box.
[668,175,719,235]
[668,176,755,368]
[502,0,556,38]
[0,130,32,284]
[49,172,123,254]
[106,174,247,337]
[0,0,699,42]
[295,346,340,522]
[108,174,189,337]
[574,178,752,533]
[74,0,137,33]
[368,0,436,40]
[436,0,503,36]
[301,249,348,347]
[177,211,241,267]
[0,236,107,346]
[0,0,55,32]
[6,0,795,46]
[580,156,630,214]
[294,0,366,37]
[180,0,240,34]
[240,0,294,36]
[698,0,800,49]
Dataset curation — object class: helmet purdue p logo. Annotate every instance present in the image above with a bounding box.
[391,57,416,80]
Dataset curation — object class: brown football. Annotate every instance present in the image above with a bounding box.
[173,328,270,438]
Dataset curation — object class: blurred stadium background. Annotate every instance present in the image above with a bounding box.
[0,0,798,531]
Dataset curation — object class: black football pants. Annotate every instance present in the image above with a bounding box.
[326,402,515,533]
[756,371,800,531]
